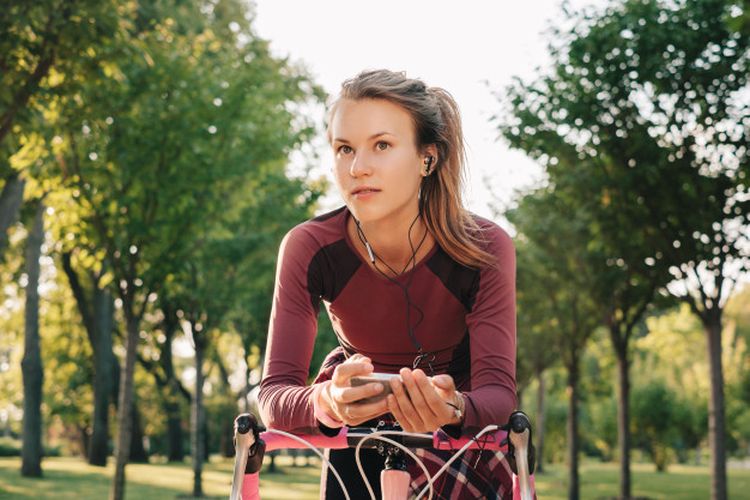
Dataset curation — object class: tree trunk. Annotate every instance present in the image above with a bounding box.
[89,288,115,466]
[0,174,25,257]
[61,253,117,466]
[21,202,44,477]
[220,417,234,458]
[615,340,631,500]
[79,425,90,459]
[535,368,546,474]
[705,318,727,500]
[166,396,184,462]
[566,361,580,500]
[110,308,140,500]
[162,319,186,462]
[129,403,149,463]
[192,338,206,497]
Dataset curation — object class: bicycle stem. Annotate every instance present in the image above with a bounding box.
[509,427,532,500]
[231,414,259,500]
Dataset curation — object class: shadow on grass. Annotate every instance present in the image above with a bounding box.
[0,458,181,499]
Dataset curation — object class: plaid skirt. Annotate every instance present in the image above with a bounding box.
[321,445,513,499]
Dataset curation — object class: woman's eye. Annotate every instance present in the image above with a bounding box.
[376,141,389,151]
[338,145,353,154]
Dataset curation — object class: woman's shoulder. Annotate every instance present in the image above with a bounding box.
[281,206,349,256]
[468,213,515,253]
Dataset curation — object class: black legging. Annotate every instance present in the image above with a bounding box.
[321,447,386,499]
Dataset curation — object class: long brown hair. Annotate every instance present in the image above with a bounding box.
[326,69,496,269]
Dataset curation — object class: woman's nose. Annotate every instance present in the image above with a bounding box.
[349,153,373,177]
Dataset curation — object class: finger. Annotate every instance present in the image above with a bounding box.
[387,394,413,433]
[391,373,424,430]
[413,370,452,422]
[400,369,438,421]
[346,354,371,365]
[337,382,385,404]
[331,360,373,385]
[345,398,389,425]
[431,374,456,392]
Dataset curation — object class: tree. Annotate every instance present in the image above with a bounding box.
[497,1,750,497]
[500,121,675,498]
[44,3,323,497]
[60,250,117,466]
[508,190,603,499]
[20,200,44,477]
[135,302,190,462]
[515,239,562,472]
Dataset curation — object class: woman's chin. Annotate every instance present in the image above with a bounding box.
[347,204,380,223]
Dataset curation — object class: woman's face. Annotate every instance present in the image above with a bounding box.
[329,98,430,225]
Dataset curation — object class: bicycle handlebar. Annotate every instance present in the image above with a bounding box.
[230,412,535,500]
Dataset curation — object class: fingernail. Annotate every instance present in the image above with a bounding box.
[371,383,383,393]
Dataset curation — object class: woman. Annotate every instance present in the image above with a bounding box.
[258,69,517,499]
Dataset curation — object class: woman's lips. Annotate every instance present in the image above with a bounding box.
[352,188,381,199]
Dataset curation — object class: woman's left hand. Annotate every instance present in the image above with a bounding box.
[386,368,463,433]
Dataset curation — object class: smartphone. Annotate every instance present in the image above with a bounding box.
[350,373,401,404]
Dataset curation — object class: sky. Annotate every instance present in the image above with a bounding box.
[250,0,600,225]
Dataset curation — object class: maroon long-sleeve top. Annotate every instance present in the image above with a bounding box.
[258,206,517,435]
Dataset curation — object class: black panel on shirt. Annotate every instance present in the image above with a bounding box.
[307,239,361,307]
[447,330,472,390]
[426,247,481,311]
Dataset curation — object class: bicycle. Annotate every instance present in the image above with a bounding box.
[230,411,536,500]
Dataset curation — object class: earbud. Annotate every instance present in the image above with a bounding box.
[424,156,434,175]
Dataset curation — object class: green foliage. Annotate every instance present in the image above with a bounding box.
[0,438,21,457]
[0,0,121,176]
[1,0,330,474]
[630,380,698,471]
[499,0,750,312]
[507,188,605,374]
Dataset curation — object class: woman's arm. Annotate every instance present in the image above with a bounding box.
[461,225,517,432]
[257,226,323,434]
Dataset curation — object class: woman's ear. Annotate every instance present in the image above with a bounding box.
[421,145,439,176]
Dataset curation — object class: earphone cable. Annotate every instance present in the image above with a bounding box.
[354,215,433,374]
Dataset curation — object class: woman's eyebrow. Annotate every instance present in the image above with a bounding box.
[333,132,394,144]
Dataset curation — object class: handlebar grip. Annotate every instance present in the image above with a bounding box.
[508,411,531,435]
[235,413,255,435]
[233,413,266,474]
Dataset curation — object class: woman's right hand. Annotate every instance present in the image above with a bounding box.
[319,354,389,426]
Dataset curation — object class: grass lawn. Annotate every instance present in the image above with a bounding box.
[534,462,750,499]
[0,455,319,500]
[1,455,749,499]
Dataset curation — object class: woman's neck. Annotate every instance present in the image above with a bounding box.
[348,210,434,275]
